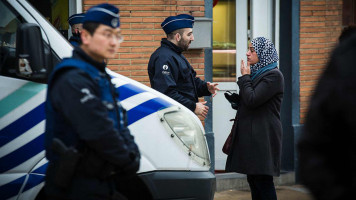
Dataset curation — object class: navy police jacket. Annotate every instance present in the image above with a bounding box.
[148,38,211,112]
[69,35,81,46]
[45,47,139,171]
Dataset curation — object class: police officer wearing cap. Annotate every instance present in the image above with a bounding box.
[148,14,219,119]
[44,3,141,200]
[68,13,84,46]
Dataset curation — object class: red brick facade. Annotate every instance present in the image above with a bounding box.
[83,0,206,87]
[299,0,343,123]
[81,1,346,124]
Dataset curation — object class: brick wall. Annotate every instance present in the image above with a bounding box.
[299,0,343,123]
[83,0,206,87]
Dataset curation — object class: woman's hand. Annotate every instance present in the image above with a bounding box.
[240,59,251,75]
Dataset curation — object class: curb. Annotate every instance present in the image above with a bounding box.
[216,171,296,192]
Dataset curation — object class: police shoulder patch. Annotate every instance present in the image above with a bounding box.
[162,64,170,75]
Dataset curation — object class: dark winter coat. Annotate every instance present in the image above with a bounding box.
[226,68,284,176]
[147,38,210,112]
[298,35,356,200]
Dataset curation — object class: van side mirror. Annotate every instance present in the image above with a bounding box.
[16,23,47,81]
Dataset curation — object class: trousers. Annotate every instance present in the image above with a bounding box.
[247,174,277,200]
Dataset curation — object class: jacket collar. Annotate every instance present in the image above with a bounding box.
[72,47,107,72]
[69,35,81,43]
[161,38,184,54]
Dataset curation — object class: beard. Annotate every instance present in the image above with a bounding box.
[72,32,81,38]
[178,38,191,51]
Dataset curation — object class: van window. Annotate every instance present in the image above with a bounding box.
[0,1,25,77]
[0,1,61,82]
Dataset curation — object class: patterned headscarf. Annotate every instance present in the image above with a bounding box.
[250,37,279,80]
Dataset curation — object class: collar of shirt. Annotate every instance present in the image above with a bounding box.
[161,38,184,54]
[72,47,107,72]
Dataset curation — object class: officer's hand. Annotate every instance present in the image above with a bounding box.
[195,101,209,119]
[207,82,220,97]
[115,152,140,181]
[125,155,140,175]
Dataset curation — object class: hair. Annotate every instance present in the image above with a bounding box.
[339,25,356,42]
[167,29,185,40]
[83,22,101,35]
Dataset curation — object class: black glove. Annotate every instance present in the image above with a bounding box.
[115,151,140,181]
[224,91,240,110]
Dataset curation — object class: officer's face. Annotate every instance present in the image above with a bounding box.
[72,23,83,35]
[177,28,194,51]
[81,24,122,62]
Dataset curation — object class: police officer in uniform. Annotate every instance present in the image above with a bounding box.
[148,14,219,119]
[68,13,84,46]
[44,4,140,200]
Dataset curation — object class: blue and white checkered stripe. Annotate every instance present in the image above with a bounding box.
[0,75,172,199]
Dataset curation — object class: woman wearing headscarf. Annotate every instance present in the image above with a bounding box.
[225,37,284,200]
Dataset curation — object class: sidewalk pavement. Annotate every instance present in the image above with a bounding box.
[214,171,315,200]
[214,185,314,200]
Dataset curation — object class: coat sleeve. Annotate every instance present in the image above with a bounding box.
[50,69,136,169]
[149,55,196,111]
[237,71,283,109]
[191,68,211,97]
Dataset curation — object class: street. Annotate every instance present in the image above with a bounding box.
[215,185,314,200]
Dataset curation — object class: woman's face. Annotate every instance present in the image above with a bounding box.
[246,43,259,65]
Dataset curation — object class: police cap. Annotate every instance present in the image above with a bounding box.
[68,13,84,26]
[83,3,120,28]
[161,14,194,34]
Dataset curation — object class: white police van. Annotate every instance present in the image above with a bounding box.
[0,0,216,199]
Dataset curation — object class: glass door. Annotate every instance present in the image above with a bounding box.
[213,0,248,171]
[213,0,236,83]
